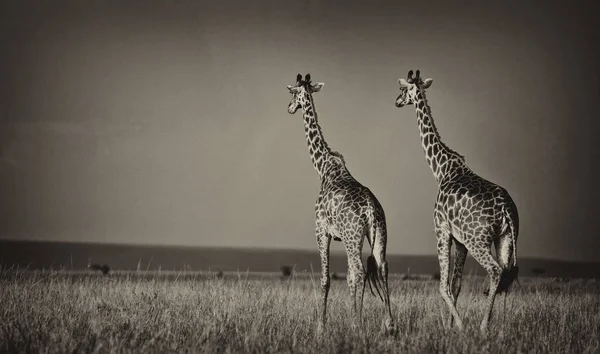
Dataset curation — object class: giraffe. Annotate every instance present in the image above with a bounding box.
[394,70,520,333]
[286,73,395,333]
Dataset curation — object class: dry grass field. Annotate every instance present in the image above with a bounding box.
[1,268,599,353]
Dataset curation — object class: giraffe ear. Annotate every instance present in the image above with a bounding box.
[399,78,410,87]
[421,78,433,89]
[310,82,324,92]
[287,85,300,93]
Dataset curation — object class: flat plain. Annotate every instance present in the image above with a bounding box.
[1,269,599,353]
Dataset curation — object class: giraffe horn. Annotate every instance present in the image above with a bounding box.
[305,73,311,84]
[296,73,302,84]
[415,70,421,80]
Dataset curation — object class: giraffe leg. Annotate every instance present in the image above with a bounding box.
[355,262,365,324]
[449,241,467,327]
[470,246,502,333]
[436,232,463,330]
[359,265,367,321]
[316,227,332,334]
[345,256,357,318]
[372,227,395,333]
[344,238,364,329]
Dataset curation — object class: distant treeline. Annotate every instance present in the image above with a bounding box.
[1,240,599,279]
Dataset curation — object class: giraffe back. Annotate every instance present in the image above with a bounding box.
[316,155,386,243]
[436,168,518,251]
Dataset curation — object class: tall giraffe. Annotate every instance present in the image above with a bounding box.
[394,70,519,332]
[286,73,395,333]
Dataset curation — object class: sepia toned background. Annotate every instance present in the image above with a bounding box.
[1,0,598,263]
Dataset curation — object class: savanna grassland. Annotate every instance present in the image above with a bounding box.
[1,269,599,354]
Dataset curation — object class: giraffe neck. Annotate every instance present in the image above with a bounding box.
[413,90,465,183]
[301,94,333,179]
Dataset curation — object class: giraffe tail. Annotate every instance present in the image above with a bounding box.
[363,219,385,303]
[365,254,384,302]
[504,206,518,269]
[497,204,520,294]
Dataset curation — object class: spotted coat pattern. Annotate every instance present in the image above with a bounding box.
[287,74,394,333]
[395,70,520,332]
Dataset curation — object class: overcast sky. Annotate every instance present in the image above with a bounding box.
[0,0,598,261]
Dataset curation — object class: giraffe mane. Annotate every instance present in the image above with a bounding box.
[417,90,466,162]
[330,150,346,164]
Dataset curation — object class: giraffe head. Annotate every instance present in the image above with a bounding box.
[287,73,324,114]
[395,69,433,108]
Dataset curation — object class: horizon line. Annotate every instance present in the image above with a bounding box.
[2,238,599,265]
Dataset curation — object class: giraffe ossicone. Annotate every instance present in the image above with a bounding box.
[286,73,396,334]
[395,69,520,333]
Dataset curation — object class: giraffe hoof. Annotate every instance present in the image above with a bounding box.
[479,323,489,334]
[451,318,463,331]
[382,318,397,336]
[316,322,325,336]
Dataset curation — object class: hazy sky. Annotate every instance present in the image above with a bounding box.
[1,0,598,261]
